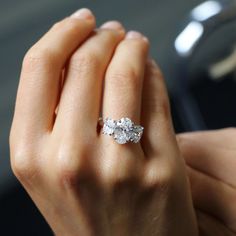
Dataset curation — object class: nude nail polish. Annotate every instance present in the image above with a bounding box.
[126,31,149,42]
[71,8,94,19]
[101,21,124,32]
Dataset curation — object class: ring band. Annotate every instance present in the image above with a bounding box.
[101,117,144,144]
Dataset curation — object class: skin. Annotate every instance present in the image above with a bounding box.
[178,129,236,235]
[9,8,199,236]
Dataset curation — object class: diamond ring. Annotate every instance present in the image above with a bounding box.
[101,117,144,144]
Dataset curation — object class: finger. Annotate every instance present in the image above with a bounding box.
[102,31,149,124]
[187,166,236,232]
[55,21,125,137]
[12,9,96,136]
[177,129,236,188]
[196,209,235,235]
[141,60,177,156]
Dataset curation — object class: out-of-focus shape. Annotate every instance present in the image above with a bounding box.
[175,21,204,57]
[209,46,236,80]
[191,1,222,21]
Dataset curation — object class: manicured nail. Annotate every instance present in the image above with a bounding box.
[126,31,149,42]
[126,31,142,39]
[101,21,124,32]
[71,8,94,19]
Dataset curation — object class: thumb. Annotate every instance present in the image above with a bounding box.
[177,128,236,189]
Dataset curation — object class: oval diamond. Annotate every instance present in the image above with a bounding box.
[114,128,128,144]
[117,118,133,131]
[103,118,116,135]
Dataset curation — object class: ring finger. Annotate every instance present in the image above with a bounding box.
[102,31,149,126]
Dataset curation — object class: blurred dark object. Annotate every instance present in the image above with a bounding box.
[0,184,52,236]
[172,0,236,131]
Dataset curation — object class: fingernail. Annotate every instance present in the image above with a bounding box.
[126,31,142,39]
[101,21,125,32]
[126,31,149,42]
[71,8,94,19]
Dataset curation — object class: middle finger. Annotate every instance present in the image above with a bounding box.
[55,22,125,137]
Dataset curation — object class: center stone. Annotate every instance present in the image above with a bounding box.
[113,118,134,144]
[117,118,133,130]
[114,128,129,144]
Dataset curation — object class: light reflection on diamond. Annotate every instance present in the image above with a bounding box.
[117,118,133,130]
[114,128,128,144]
[103,118,116,135]
[102,117,144,144]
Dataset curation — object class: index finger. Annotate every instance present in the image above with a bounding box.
[12,9,95,137]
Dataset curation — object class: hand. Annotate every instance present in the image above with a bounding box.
[178,129,236,235]
[10,8,198,236]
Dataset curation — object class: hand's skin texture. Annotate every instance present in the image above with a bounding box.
[178,129,236,236]
[10,8,198,236]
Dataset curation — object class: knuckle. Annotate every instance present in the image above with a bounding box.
[69,51,99,73]
[158,168,174,190]
[108,70,140,90]
[55,146,89,189]
[11,149,38,182]
[144,162,175,192]
[56,166,81,189]
[23,47,59,73]
[101,153,139,190]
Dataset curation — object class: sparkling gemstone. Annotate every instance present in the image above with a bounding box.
[103,118,116,135]
[132,133,141,143]
[132,126,144,143]
[133,125,144,134]
[114,128,128,144]
[117,118,133,131]
[126,130,135,141]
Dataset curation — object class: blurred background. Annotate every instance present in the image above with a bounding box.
[1,0,236,235]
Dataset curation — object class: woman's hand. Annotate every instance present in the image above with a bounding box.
[178,129,236,235]
[10,8,198,236]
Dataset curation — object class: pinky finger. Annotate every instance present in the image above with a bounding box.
[141,60,176,157]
